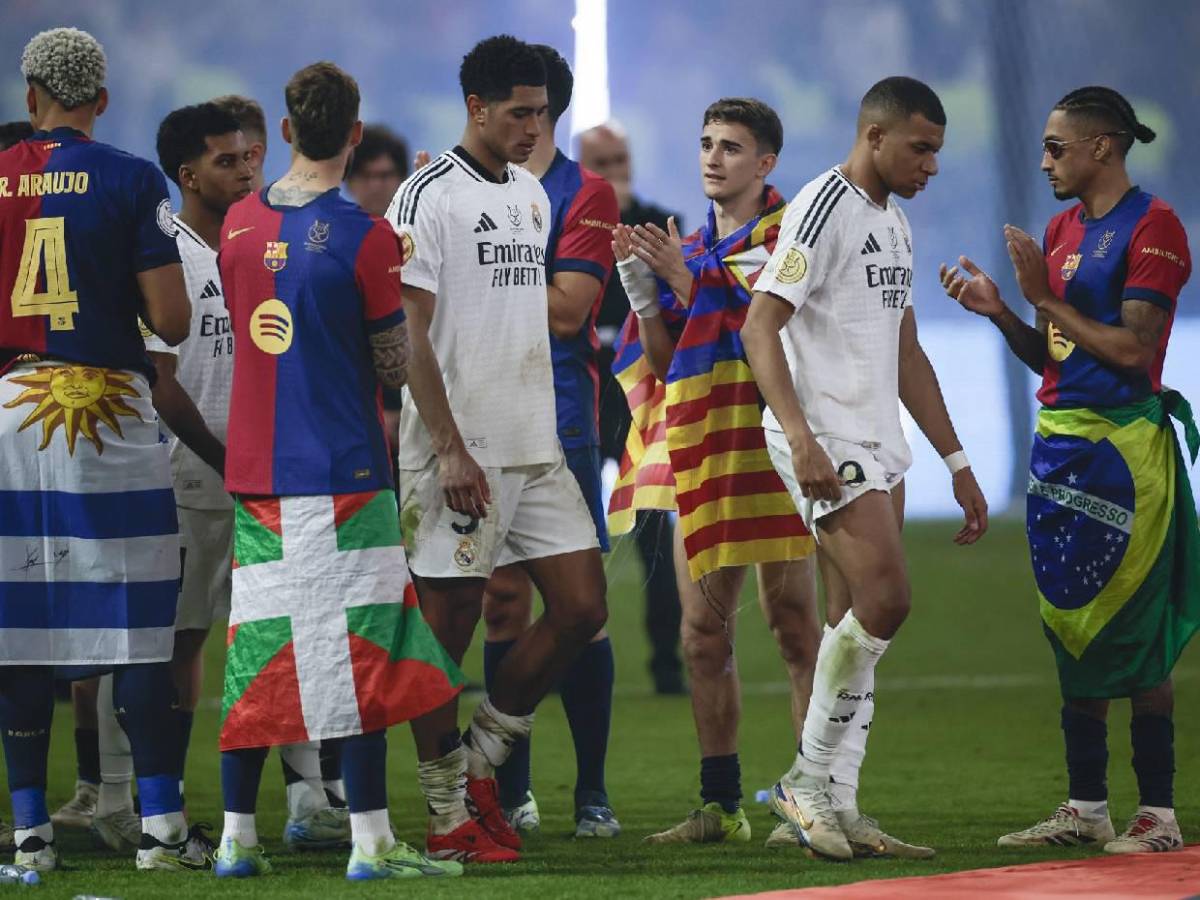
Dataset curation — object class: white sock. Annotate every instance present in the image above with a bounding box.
[143,811,186,843]
[280,742,328,819]
[96,673,134,818]
[1068,798,1109,818]
[350,809,395,856]
[223,811,258,848]
[464,697,534,779]
[14,823,53,847]
[829,659,874,812]
[793,612,888,779]
[96,781,134,818]
[417,745,469,835]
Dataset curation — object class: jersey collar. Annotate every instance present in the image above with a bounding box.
[1078,185,1140,223]
[452,145,511,184]
[31,126,90,142]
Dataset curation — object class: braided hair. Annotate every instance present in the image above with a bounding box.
[1053,86,1155,155]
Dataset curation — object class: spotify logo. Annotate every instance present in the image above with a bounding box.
[250,299,293,354]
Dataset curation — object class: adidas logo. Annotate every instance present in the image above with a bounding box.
[861,233,882,255]
[473,212,498,234]
[198,279,222,300]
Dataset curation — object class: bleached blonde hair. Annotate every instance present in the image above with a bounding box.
[21,27,107,110]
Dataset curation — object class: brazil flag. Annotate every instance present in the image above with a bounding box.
[1028,390,1200,699]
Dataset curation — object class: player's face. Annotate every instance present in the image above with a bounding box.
[698,120,775,203]
[1040,110,1103,201]
[481,86,548,165]
[874,113,943,199]
[347,154,403,218]
[188,130,253,215]
[579,128,632,210]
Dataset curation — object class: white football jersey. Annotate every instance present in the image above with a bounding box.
[144,215,233,509]
[386,147,556,469]
[757,166,914,473]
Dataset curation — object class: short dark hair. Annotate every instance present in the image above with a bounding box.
[347,124,410,180]
[210,94,266,144]
[0,120,34,151]
[859,76,946,129]
[1053,86,1155,156]
[284,62,360,161]
[531,44,572,124]
[702,97,784,156]
[459,35,546,104]
[156,102,242,186]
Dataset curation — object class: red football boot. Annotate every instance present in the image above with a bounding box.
[466,776,522,851]
[426,818,520,864]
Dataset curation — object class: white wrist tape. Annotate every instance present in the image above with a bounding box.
[617,256,660,319]
[943,450,970,474]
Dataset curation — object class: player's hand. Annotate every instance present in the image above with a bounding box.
[791,435,841,504]
[940,257,1004,318]
[1004,225,1054,308]
[611,223,635,262]
[413,150,432,171]
[438,445,491,518]
[630,218,692,300]
[951,467,988,545]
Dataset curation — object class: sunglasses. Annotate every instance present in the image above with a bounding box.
[1042,131,1129,160]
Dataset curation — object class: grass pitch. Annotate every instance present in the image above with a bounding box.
[13,519,1199,898]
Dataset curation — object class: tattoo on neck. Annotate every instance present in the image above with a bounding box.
[268,183,324,207]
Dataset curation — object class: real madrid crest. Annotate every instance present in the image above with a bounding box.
[531,202,543,233]
[263,241,289,272]
[453,538,477,570]
[1061,253,1081,281]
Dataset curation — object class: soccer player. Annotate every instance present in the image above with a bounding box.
[608,98,819,846]
[742,76,988,861]
[0,27,210,872]
[480,43,621,838]
[387,35,607,864]
[346,125,410,218]
[214,61,464,881]
[941,86,1196,854]
[212,95,267,190]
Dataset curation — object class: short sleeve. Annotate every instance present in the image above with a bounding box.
[140,316,176,355]
[1124,209,1191,311]
[385,175,444,296]
[132,163,182,273]
[755,189,835,313]
[355,219,406,334]
[552,178,619,283]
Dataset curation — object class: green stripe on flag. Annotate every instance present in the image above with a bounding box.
[222,616,293,722]
[346,602,465,687]
[235,500,283,567]
[336,490,402,552]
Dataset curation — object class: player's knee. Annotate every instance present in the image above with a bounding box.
[680,616,729,666]
[768,614,820,670]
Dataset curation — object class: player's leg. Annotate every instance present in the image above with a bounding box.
[92,673,139,853]
[646,532,749,846]
[51,676,100,830]
[637,510,685,694]
[482,564,537,828]
[214,745,271,877]
[320,742,346,808]
[279,741,349,851]
[0,666,58,871]
[756,556,820,740]
[1104,679,1181,853]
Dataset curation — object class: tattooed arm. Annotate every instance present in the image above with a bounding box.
[369,321,411,390]
[1032,297,1168,373]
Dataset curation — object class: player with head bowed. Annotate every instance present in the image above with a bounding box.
[214,61,464,880]
[386,35,608,864]
[742,76,989,861]
[0,27,212,873]
[942,85,1195,854]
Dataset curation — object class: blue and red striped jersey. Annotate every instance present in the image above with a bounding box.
[1039,188,1191,408]
[541,150,618,450]
[220,186,405,496]
[0,127,179,377]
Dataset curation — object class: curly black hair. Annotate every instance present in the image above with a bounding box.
[156,102,242,186]
[459,35,546,104]
[531,44,572,124]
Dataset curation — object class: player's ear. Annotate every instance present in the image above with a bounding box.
[280,117,293,147]
[757,152,778,179]
[348,120,364,149]
[866,123,884,151]
[466,94,487,125]
[94,87,109,117]
[25,84,36,119]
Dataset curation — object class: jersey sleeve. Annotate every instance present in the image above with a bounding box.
[755,191,835,312]
[552,178,619,283]
[386,177,444,296]
[355,219,406,334]
[140,317,176,355]
[1124,209,1191,311]
[132,162,182,272]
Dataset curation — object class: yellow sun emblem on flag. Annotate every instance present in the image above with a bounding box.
[3,365,142,455]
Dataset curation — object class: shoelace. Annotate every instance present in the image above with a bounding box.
[1123,814,1160,837]
[1028,806,1079,835]
[187,822,217,858]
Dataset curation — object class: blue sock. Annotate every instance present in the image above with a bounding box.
[1131,714,1174,808]
[221,748,269,813]
[700,754,742,814]
[75,727,100,785]
[485,639,531,808]
[176,709,194,784]
[561,638,614,810]
[113,662,183,814]
[319,740,343,783]
[0,667,54,826]
[1062,705,1108,801]
[337,730,388,812]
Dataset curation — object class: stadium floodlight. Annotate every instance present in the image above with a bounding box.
[570,0,609,139]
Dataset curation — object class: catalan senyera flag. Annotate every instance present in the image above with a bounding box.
[608,187,814,581]
[1029,390,1200,699]
[220,490,464,750]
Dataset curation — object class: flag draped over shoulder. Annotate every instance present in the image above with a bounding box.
[1028,390,1200,698]
[608,188,814,581]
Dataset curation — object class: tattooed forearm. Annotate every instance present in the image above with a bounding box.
[992,306,1046,374]
[1121,299,1170,368]
[370,322,410,390]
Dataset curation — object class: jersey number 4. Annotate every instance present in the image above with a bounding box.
[12,216,78,331]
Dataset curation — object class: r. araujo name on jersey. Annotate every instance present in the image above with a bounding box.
[757,166,914,462]
[387,147,557,470]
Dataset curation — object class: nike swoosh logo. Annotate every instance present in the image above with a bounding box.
[1049,243,1065,257]
[227,226,255,240]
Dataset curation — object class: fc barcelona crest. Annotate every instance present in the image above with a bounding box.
[531,202,543,233]
[263,241,289,272]
[1061,252,1081,281]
